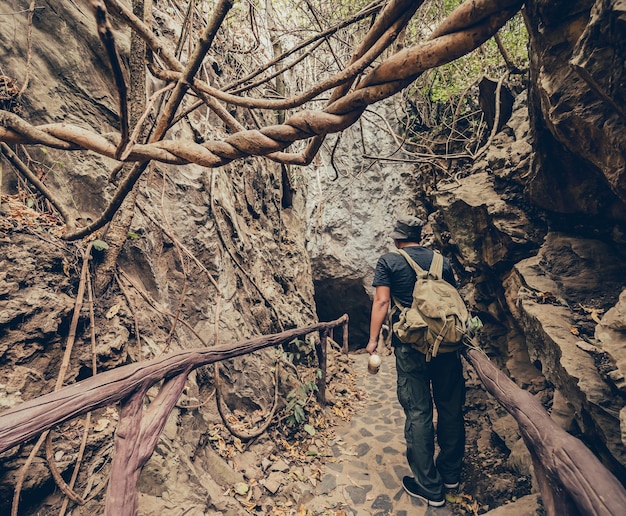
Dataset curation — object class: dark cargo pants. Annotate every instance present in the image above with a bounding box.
[394,343,465,499]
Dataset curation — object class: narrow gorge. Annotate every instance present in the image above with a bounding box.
[0,0,625,514]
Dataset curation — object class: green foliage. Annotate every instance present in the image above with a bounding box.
[280,337,322,430]
[92,239,109,251]
[283,337,315,366]
[284,378,318,428]
[401,1,529,104]
[418,16,528,103]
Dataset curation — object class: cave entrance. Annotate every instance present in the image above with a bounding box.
[313,277,372,351]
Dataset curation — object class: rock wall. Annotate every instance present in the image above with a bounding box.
[524,0,626,220]
[0,1,318,513]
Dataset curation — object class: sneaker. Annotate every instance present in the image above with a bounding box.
[444,481,460,490]
[402,476,445,507]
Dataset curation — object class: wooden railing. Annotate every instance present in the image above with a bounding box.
[3,316,626,516]
[462,342,626,516]
[0,314,349,516]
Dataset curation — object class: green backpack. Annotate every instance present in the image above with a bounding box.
[392,249,469,361]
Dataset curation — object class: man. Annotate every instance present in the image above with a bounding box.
[366,216,465,507]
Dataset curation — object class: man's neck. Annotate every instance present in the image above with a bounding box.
[396,241,420,249]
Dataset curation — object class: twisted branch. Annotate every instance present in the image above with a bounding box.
[1,1,522,166]
[223,0,384,93]
[0,0,524,242]
[150,0,234,141]
[91,1,129,158]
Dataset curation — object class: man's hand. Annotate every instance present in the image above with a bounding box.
[366,340,378,355]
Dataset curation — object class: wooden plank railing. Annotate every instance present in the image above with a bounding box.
[0,314,349,516]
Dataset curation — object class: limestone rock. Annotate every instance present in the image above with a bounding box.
[525,0,626,219]
[435,171,536,269]
[595,289,626,392]
[492,413,521,451]
[261,471,284,494]
[506,234,626,473]
[507,438,533,481]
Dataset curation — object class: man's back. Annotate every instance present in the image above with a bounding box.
[373,246,457,307]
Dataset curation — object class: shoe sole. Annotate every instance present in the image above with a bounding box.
[444,482,459,489]
[402,481,445,507]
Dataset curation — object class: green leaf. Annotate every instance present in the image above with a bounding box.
[233,482,249,495]
[127,232,140,239]
[303,424,316,436]
[294,404,305,423]
[92,239,110,251]
[26,198,34,208]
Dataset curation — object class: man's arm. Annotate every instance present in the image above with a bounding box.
[366,285,390,354]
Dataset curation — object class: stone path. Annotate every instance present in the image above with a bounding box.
[307,353,455,515]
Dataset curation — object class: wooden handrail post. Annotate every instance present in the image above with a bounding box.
[105,369,191,516]
[315,329,328,406]
[0,315,351,514]
[530,453,577,516]
[0,317,349,454]
[342,315,349,354]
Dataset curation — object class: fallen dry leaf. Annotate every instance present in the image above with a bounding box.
[93,418,109,432]
[105,302,122,319]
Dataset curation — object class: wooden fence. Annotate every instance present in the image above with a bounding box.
[0,315,349,515]
[463,343,626,516]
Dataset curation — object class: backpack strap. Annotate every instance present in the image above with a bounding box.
[391,249,423,315]
[427,250,446,358]
[392,248,434,316]
[429,318,448,360]
[395,248,443,280]
[429,250,444,280]
[394,248,428,277]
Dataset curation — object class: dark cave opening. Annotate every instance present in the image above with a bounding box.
[313,277,372,351]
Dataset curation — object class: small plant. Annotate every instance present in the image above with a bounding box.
[92,239,109,251]
[284,378,318,428]
[283,337,316,366]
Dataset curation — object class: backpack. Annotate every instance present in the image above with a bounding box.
[392,248,469,361]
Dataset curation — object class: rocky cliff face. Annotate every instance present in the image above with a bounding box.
[1,1,318,513]
[305,0,626,487]
[525,0,626,220]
